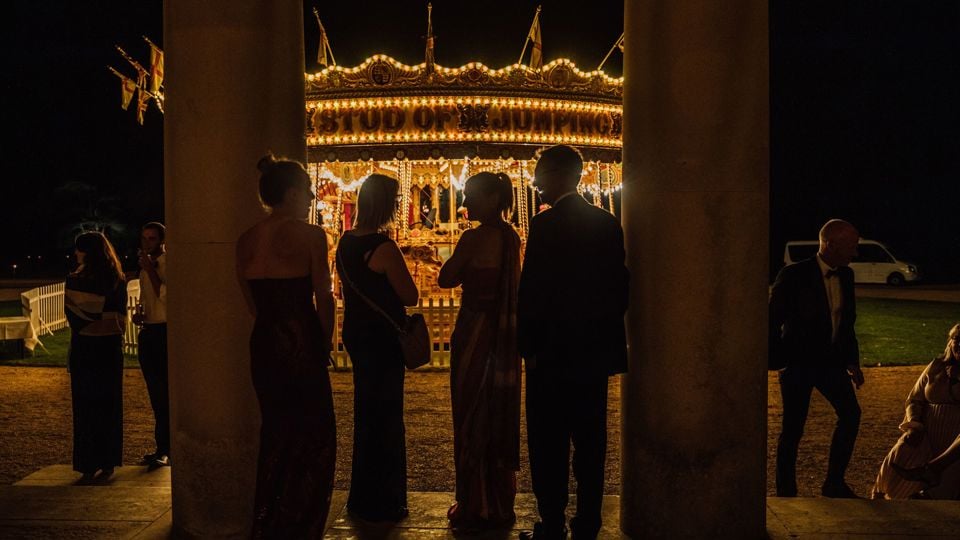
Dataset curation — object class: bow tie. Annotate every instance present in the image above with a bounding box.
[825,269,841,279]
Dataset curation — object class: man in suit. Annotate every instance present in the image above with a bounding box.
[517,145,629,539]
[770,219,865,498]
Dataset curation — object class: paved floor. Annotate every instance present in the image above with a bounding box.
[1,466,959,539]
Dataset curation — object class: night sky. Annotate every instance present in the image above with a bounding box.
[2,1,958,281]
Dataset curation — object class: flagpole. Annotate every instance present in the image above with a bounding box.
[597,32,624,71]
[517,5,541,65]
[107,66,126,80]
[142,35,160,51]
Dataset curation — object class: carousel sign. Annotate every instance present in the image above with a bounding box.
[309,97,622,144]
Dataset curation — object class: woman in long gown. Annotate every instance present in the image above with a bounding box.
[335,174,419,522]
[438,172,521,529]
[65,231,127,484]
[236,155,338,538]
[872,323,960,499]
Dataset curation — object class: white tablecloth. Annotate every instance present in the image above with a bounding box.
[0,316,39,351]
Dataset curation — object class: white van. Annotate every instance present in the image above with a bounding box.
[783,239,920,285]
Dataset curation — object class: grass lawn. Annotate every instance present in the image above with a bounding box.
[0,301,20,317]
[1,298,955,368]
[0,327,138,369]
[856,297,958,366]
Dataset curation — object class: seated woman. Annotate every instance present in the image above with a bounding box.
[438,172,521,530]
[872,323,960,499]
[236,155,337,537]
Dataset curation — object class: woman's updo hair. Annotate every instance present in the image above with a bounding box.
[466,171,514,216]
[257,154,310,208]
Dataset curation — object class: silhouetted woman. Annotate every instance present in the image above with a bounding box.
[872,323,960,499]
[439,172,522,529]
[65,231,127,483]
[335,173,418,521]
[237,155,337,537]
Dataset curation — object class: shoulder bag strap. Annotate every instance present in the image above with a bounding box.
[336,247,406,334]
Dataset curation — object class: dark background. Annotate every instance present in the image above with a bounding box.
[2,1,958,282]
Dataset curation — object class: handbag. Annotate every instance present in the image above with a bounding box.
[337,250,431,370]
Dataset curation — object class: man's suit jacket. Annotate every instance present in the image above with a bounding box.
[769,257,859,371]
[517,194,629,376]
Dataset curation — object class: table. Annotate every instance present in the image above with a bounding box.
[0,316,39,357]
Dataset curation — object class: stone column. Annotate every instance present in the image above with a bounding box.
[620,1,768,538]
[164,2,305,537]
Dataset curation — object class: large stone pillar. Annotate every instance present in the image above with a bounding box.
[620,1,768,538]
[164,2,305,537]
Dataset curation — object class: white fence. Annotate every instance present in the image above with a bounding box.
[20,282,67,336]
[19,281,460,367]
[331,296,458,369]
[124,281,141,355]
[20,281,142,356]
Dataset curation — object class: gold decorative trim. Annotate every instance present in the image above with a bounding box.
[306,55,622,102]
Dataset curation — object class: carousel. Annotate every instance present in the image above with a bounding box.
[305,55,623,303]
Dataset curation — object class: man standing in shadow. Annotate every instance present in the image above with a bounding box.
[517,145,629,539]
[770,219,864,498]
[133,222,170,469]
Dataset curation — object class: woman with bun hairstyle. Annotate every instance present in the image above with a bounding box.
[335,173,418,522]
[439,172,522,529]
[65,231,127,484]
[236,155,337,537]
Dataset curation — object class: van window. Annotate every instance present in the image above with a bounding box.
[854,244,894,263]
[788,244,818,262]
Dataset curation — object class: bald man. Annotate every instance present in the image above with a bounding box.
[770,219,865,498]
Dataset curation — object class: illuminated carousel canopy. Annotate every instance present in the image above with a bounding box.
[305,55,623,163]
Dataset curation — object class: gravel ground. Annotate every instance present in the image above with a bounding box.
[0,365,925,497]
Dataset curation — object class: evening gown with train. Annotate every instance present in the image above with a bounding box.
[248,276,336,539]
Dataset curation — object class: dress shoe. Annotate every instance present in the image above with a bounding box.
[821,482,861,498]
[891,462,940,487]
[150,454,170,468]
[140,452,158,465]
[76,472,97,485]
[519,522,567,539]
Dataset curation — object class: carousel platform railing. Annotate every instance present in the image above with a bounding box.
[331,295,459,370]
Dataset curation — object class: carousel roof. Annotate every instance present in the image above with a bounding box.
[305,55,623,163]
[306,55,622,102]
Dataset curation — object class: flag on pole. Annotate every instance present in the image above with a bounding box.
[425,3,435,70]
[109,67,138,110]
[527,5,543,69]
[313,8,335,67]
[122,77,137,110]
[146,40,164,93]
[136,87,150,125]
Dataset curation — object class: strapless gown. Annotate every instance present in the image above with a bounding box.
[248,277,336,539]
